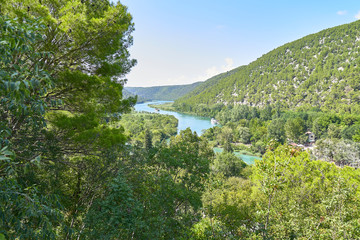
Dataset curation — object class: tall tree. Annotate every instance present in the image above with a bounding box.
[267,118,286,143]
[0,0,137,237]
[0,16,62,239]
[285,117,305,143]
[144,128,153,151]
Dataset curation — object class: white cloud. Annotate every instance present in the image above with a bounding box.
[193,58,235,82]
[337,10,347,15]
[222,58,234,71]
[159,58,235,86]
[356,11,360,19]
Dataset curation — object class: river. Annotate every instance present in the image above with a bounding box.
[134,101,262,165]
[134,101,214,135]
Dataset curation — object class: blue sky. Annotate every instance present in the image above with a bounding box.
[117,0,360,87]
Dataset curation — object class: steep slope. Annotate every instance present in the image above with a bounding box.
[122,88,146,103]
[176,67,244,104]
[175,20,360,113]
[125,81,202,102]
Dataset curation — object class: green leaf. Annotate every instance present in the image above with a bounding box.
[0,233,6,240]
[0,155,10,160]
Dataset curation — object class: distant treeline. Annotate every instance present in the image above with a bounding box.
[125,82,202,102]
[175,20,360,114]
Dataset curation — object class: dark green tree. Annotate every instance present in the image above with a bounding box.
[223,140,234,153]
[144,128,153,151]
[212,152,247,177]
[237,126,251,144]
[1,0,137,238]
[285,117,306,142]
[267,118,286,143]
[0,16,62,239]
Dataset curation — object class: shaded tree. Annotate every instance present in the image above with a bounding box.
[267,119,286,143]
[144,128,153,151]
[285,117,306,142]
[212,152,247,177]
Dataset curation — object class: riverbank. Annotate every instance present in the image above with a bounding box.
[134,101,213,135]
[213,147,262,165]
[148,102,176,111]
[149,102,214,118]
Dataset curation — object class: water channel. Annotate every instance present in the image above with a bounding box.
[134,101,214,135]
[134,101,262,165]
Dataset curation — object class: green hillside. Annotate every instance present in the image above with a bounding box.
[125,81,202,102]
[175,20,360,114]
[122,88,146,103]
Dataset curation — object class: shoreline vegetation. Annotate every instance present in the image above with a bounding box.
[148,102,177,112]
[147,100,360,166]
[3,1,360,239]
[144,101,265,158]
[136,101,262,159]
[149,102,212,117]
[114,112,178,147]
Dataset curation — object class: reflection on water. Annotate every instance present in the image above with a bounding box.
[134,101,215,135]
[134,101,261,164]
[213,147,262,165]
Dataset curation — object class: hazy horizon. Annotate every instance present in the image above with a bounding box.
[118,0,360,87]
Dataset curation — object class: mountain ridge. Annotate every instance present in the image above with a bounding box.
[174,20,360,114]
[125,81,202,102]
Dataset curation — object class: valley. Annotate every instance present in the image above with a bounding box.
[2,1,360,239]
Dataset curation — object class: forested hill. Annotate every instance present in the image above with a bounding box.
[175,20,360,113]
[125,81,202,102]
[122,88,146,103]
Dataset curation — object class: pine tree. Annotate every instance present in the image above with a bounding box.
[223,140,233,153]
[144,129,153,151]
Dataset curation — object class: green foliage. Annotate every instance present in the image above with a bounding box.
[312,138,360,167]
[83,173,144,239]
[327,123,343,139]
[0,179,62,239]
[202,177,259,239]
[236,126,251,144]
[175,20,360,115]
[0,15,52,146]
[0,15,63,238]
[144,129,153,151]
[125,81,202,102]
[341,124,360,140]
[285,117,306,142]
[2,0,137,78]
[119,128,214,239]
[267,118,286,143]
[4,2,360,239]
[190,217,228,240]
[212,152,247,178]
[201,102,360,158]
[117,112,178,146]
[252,140,267,155]
[149,102,177,111]
[0,0,137,238]
[312,114,341,137]
[199,146,360,239]
[223,140,233,153]
[252,146,360,239]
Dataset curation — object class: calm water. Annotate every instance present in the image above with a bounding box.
[213,147,262,165]
[134,101,214,135]
[134,101,262,164]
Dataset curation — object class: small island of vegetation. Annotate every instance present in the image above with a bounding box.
[2,1,360,239]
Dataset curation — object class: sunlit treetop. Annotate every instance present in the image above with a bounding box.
[1,0,136,81]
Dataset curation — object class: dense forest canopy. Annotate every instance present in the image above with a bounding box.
[0,0,136,238]
[175,20,360,114]
[125,82,202,102]
[2,1,360,239]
